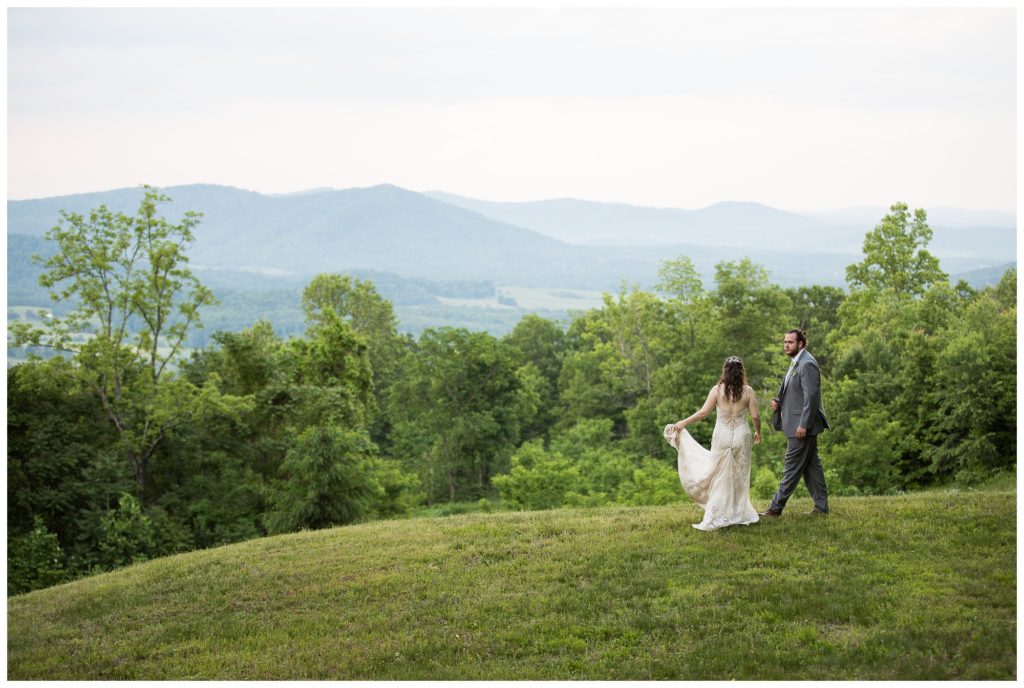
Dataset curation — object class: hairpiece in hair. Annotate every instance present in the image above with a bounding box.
[726,356,742,364]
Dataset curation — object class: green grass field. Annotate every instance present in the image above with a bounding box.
[7,490,1016,680]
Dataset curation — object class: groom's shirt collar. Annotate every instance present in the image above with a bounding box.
[792,349,806,365]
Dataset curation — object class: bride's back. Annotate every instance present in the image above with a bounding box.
[716,383,751,420]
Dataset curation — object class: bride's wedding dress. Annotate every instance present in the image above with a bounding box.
[664,394,759,531]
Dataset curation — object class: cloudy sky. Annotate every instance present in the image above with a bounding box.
[7,6,1018,211]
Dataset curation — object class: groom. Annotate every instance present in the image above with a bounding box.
[761,329,830,517]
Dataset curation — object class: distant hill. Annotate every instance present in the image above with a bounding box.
[4,184,844,291]
[8,184,577,282]
[424,191,830,248]
[12,184,719,290]
[804,205,1016,230]
[8,184,1015,298]
[424,191,1016,273]
[951,262,1017,290]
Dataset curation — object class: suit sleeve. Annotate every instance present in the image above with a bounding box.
[798,362,822,430]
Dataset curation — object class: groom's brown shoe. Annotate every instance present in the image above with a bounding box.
[759,509,781,517]
[809,508,828,516]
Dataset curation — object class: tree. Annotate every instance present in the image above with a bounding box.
[923,269,1016,482]
[301,273,409,445]
[264,426,380,534]
[389,328,521,502]
[300,273,405,389]
[11,187,246,504]
[709,258,793,388]
[177,310,418,537]
[502,315,567,441]
[655,255,710,350]
[845,202,946,296]
[8,517,67,595]
[783,285,845,373]
[7,357,121,544]
[295,307,376,427]
[825,204,960,489]
[492,440,582,510]
[558,287,675,439]
[552,418,636,502]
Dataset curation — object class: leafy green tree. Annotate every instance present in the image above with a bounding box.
[559,287,675,442]
[89,493,158,571]
[264,426,380,533]
[552,418,637,504]
[180,321,293,479]
[180,310,419,532]
[615,458,687,506]
[295,307,376,427]
[389,328,521,502]
[261,307,391,531]
[155,451,269,549]
[364,457,422,519]
[503,315,567,441]
[300,273,409,444]
[7,357,121,542]
[825,203,956,490]
[648,258,721,451]
[845,202,946,296]
[638,257,787,459]
[492,440,582,510]
[656,255,711,351]
[923,269,1016,482]
[710,258,793,388]
[510,362,545,443]
[784,285,845,373]
[823,408,907,494]
[11,187,246,504]
[8,517,67,595]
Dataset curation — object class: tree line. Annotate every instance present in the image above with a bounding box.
[8,190,1016,594]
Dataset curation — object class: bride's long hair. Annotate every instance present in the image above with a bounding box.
[719,356,746,402]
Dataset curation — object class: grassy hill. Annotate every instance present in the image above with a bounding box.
[7,490,1015,680]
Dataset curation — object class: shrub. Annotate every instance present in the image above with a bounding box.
[8,517,67,595]
[492,440,582,510]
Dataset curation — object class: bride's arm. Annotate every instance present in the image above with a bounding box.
[747,385,762,443]
[674,385,718,431]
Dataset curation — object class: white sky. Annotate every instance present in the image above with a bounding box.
[6,6,1019,211]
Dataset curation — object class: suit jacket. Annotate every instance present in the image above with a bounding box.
[772,350,830,437]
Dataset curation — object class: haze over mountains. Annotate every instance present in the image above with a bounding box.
[425,190,1017,260]
[8,183,1016,296]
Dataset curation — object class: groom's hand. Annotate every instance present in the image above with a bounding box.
[796,426,807,439]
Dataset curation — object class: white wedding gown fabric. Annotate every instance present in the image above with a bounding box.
[663,394,759,531]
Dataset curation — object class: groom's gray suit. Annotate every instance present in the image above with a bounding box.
[768,349,830,514]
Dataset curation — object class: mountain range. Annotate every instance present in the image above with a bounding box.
[8,184,1016,296]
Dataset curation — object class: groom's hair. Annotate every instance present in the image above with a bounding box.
[787,328,808,348]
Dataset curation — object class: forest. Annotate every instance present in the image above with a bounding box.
[8,189,1016,594]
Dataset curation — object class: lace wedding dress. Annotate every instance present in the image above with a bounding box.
[663,391,760,531]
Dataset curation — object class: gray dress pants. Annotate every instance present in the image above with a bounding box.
[768,433,829,513]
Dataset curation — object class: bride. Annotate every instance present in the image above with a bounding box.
[664,356,761,531]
